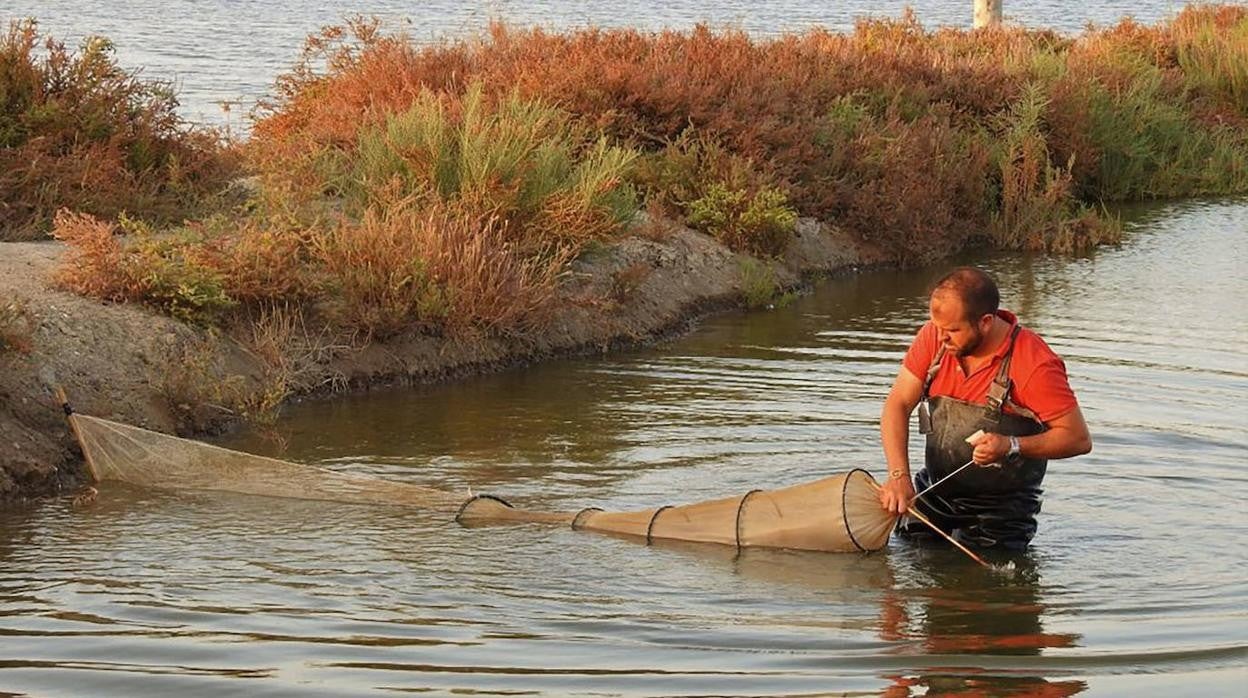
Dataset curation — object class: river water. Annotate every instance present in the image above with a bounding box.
[5,0,1197,127]
[1,199,1245,695]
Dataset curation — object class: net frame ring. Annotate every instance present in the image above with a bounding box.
[645,505,673,545]
[733,489,764,552]
[842,468,893,553]
[571,507,603,531]
[455,493,514,524]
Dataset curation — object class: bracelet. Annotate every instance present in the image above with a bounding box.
[889,469,908,480]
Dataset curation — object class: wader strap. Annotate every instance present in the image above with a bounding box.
[985,325,1039,422]
[920,345,946,401]
[918,344,947,433]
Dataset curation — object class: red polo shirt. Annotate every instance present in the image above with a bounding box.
[901,310,1078,424]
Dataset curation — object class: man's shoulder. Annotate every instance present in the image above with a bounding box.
[901,321,941,376]
[1010,322,1070,385]
[902,320,937,351]
[1013,323,1064,361]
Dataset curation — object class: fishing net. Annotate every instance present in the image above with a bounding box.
[67,412,896,554]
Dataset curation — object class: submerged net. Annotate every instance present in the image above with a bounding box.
[69,412,896,553]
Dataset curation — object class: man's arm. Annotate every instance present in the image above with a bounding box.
[879,367,924,514]
[970,406,1093,464]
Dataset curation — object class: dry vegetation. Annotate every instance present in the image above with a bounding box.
[16,5,1248,357]
[0,19,238,240]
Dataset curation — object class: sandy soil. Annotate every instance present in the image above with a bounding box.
[0,218,890,504]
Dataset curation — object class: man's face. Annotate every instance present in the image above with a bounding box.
[929,292,991,357]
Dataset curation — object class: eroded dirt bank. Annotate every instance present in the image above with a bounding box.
[0,219,891,504]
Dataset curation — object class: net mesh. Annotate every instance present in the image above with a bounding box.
[71,413,896,553]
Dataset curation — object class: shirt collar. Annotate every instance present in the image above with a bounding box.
[990,309,1019,359]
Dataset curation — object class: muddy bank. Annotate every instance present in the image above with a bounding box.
[0,218,891,504]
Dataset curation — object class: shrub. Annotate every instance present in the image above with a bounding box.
[687,183,797,257]
[310,200,566,340]
[52,210,236,324]
[0,20,238,239]
[632,131,797,255]
[737,258,794,310]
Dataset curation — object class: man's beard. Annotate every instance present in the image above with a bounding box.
[950,327,983,357]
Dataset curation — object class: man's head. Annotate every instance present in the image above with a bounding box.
[928,267,1000,357]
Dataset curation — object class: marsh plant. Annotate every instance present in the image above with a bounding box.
[737,258,795,310]
[0,20,237,239]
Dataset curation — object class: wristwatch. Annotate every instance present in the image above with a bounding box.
[1007,435,1022,461]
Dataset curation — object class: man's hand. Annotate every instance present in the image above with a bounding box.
[968,430,1010,465]
[879,475,915,515]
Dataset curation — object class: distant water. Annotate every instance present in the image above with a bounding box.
[4,0,1195,127]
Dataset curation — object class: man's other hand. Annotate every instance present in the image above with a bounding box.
[879,475,915,515]
[968,431,1010,465]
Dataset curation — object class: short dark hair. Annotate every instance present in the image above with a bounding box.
[931,267,1000,321]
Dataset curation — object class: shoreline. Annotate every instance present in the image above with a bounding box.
[0,216,893,505]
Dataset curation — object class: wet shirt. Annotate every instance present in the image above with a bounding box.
[901,310,1078,424]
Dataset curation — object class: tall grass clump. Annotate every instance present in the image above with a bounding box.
[1170,5,1248,118]
[990,84,1113,251]
[1042,6,1248,200]
[316,85,638,249]
[0,20,237,240]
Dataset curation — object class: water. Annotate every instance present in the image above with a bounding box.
[4,0,1197,127]
[2,199,1245,695]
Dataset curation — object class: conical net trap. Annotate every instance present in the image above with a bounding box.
[68,412,897,554]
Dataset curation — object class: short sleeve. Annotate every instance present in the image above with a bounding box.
[1015,356,1078,423]
[902,322,938,382]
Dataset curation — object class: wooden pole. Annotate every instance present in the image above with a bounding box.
[55,387,100,483]
[905,506,991,568]
[974,0,1002,28]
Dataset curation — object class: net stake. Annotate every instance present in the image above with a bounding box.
[55,387,100,483]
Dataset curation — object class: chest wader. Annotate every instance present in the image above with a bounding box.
[905,326,1047,551]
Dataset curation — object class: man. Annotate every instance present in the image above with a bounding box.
[878,267,1092,550]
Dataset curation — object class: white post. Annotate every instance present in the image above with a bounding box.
[973,0,1002,28]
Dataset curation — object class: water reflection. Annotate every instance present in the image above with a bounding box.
[882,674,1087,697]
[641,532,1087,694]
[880,546,1087,696]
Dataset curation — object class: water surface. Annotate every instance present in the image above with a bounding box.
[1,199,1245,695]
